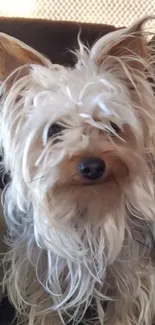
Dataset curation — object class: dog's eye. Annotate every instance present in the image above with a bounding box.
[47,123,64,138]
[110,122,120,135]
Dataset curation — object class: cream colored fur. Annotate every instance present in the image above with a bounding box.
[0,16,155,325]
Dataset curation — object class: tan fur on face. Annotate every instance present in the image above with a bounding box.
[1,16,155,325]
[53,124,142,187]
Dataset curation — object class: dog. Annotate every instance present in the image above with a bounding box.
[0,16,155,325]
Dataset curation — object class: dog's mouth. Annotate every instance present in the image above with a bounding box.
[83,181,99,186]
[70,172,118,188]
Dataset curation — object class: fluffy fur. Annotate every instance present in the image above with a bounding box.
[1,17,155,325]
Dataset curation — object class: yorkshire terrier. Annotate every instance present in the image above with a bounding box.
[0,16,155,325]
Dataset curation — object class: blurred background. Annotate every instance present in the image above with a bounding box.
[0,0,155,27]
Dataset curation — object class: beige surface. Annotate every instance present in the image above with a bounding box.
[0,0,155,27]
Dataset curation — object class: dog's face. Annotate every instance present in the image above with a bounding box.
[0,20,154,237]
[1,19,155,320]
[22,65,143,224]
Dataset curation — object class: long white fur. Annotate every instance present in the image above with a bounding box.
[1,18,155,325]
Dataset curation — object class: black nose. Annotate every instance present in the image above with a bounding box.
[78,158,106,180]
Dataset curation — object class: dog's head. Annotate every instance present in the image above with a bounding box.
[1,17,155,322]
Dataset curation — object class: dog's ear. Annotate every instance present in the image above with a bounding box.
[91,16,154,71]
[0,33,50,82]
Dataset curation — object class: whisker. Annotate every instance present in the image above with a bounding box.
[26,175,45,184]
